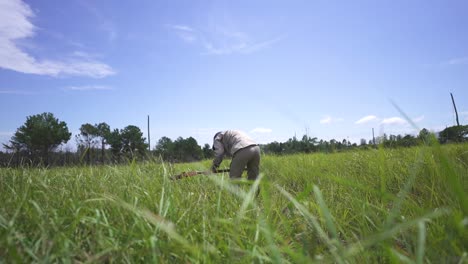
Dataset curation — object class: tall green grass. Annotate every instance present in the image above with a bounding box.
[1,144,467,263]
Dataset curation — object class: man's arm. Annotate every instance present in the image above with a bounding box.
[212,140,225,171]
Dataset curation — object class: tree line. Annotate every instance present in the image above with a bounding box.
[1,112,467,167]
[261,126,467,155]
[0,112,213,167]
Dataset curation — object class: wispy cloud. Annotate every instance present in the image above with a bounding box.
[99,21,117,42]
[356,115,423,126]
[443,56,468,66]
[0,131,13,136]
[380,117,407,125]
[0,0,115,78]
[320,116,332,124]
[170,25,195,32]
[249,128,279,144]
[202,33,282,55]
[166,23,282,55]
[78,0,117,43]
[238,37,283,54]
[0,89,35,95]
[320,116,344,124]
[461,111,468,121]
[413,115,424,122]
[166,24,198,43]
[250,127,273,134]
[355,115,379,125]
[64,85,113,91]
[430,56,468,68]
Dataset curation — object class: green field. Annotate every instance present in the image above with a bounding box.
[1,144,467,263]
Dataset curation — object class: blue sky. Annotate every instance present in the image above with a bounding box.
[1,0,467,150]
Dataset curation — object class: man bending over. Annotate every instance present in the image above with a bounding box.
[211,130,261,180]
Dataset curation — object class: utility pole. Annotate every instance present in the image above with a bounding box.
[372,128,376,146]
[147,115,151,152]
[450,93,460,126]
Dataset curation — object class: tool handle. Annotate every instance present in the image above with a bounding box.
[171,168,230,180]
[213,168,230,173]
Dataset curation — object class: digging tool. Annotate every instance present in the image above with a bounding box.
[171,168,230,180]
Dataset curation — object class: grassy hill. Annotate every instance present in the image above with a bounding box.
[1,144,467,263]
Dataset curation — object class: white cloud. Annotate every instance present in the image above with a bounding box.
[0,89,35,95]
[413,115,424,122]
[461,111,468,122]
[192,127,220,135]
[320,116,343,124]
[168,24,195,32]
[0,131,13,136]
[444,57,468,66]
[202,34,282,55]
[250,127,272,134]
[320,116,332,124]
[378,115,423,126]
[239,37,282,54]
[167,24,197,43]
[167,23,281,55]
[355,115,378,125]
[0,0,115,78]
[428,126,447,133]
[381,117,407,125]
[64,85,113,91]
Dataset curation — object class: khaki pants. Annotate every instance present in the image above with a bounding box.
[230,145,261,180]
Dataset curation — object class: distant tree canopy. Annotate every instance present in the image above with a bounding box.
[4,112,71,165]
[76,123,98,164]
[263,135,351,155]
[174,136,203,161]
[75,122,111,164]
[418,128,431,142]
[154,137,174,160]
[261,128,444,155]
[202,143,214,159]
[439,125,468,143]
[104,125,148,161]
[154,136,205,162]
[95,122,111,163]
[107,128,123,160]
[121,125,148,158]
